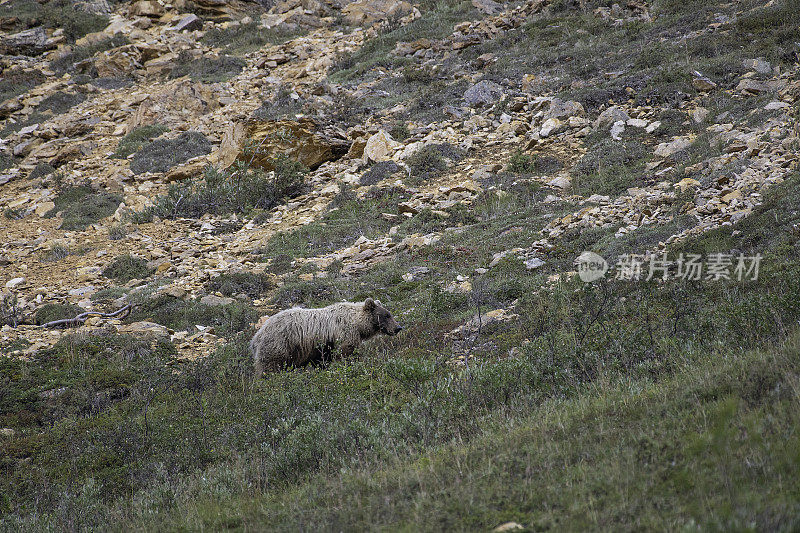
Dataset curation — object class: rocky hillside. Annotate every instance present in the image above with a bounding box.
[1,0,800,529]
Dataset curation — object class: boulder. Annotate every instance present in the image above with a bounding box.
[542,98,585,121]
[0,27,54,56]
[342,0,414,27]
[130,0,165,18]
[654,136,693,158]
[236,118,349,171]
[170,14,203,32]
[363,130,399,163]
[119,321,170,339]
[464,80,504,107]
[93,45,143,77]
[200,295,234,306]
[594,106,630,129]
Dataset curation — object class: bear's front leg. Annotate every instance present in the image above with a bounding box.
[339,330,361,359]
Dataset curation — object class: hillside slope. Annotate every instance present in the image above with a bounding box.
[1,0,799,529]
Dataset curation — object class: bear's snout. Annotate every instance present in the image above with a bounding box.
[391,324,403,335]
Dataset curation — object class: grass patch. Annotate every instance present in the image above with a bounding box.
[0,68,45,103]
[33,303,83,325]
[102,255,153,283]
[201,22,302,56]
[45,185,122,231]
[129,131,211,175]
[255,190,401,262]
[330,1,477,82]
[125,295,257,337]
[406,143,465,182]
[206,272,274,298]
[50,34,129,75]
[0,0,109,43]
[571,134,651,196]
[168,52,246,83]
[135,155,307,221]
[112,124,169,159]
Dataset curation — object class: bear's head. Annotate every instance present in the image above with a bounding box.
[364,298,402,336]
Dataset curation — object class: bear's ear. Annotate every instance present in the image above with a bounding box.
[364,298,375,312]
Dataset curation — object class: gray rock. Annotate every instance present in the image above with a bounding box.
[75,0,112,14]
[524,257,545,270]
[471,0,502,15]
[119,321,170,339]
[654,137,693,158]
[171,14,203,32]
[5,277,25,290]
[737,78,770,95]
[0,27,54,56]
[742,58,772,74]
[593,106,630,129]
[200,294,235,307]
[464,80,504,108]
[543,98,585,121]
[691,71,717,92]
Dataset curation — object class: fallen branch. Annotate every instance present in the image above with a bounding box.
[39,304,133,329]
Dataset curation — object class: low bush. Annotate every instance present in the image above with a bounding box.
[113,125,169,159]
[0,0,109,43]
[33,303,83,325]
[206,272,275,298]
[50,35,129,74]
[407,143,464,181]
[102,255,153,283]
[201,22,302,56]
[0,68,45,103]
[130,131,211,175]
[168,52,246,83]
[361,161,401,186]
[136,155,307,220]
[45,185,122,230]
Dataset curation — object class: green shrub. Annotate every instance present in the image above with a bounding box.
[112,124,169,159]
[206,272,274,298]
[28,162,55,180]
[407,143,464,181]
[201,22,302,56]
[168,52,246,83]
[0,68,45,103]
[46,185,122,230]
[50,34,129,74]
[33,303,83,325]
[129,131,211,175]
[102,255,153,283]
[108,225,127,240]
[361,161,401,186]
[41,244,70,262]
[137,155,307,220]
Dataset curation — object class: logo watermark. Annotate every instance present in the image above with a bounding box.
[576,252,762,282]
[576,251,609,282]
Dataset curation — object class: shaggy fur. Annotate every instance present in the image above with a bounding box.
[250,298,402,375]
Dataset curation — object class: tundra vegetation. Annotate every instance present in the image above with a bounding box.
[1,0,800,529]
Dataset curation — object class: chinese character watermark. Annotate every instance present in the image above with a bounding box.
[575,252,762,282]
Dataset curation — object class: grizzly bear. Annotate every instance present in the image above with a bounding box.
[250,298,402,375]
